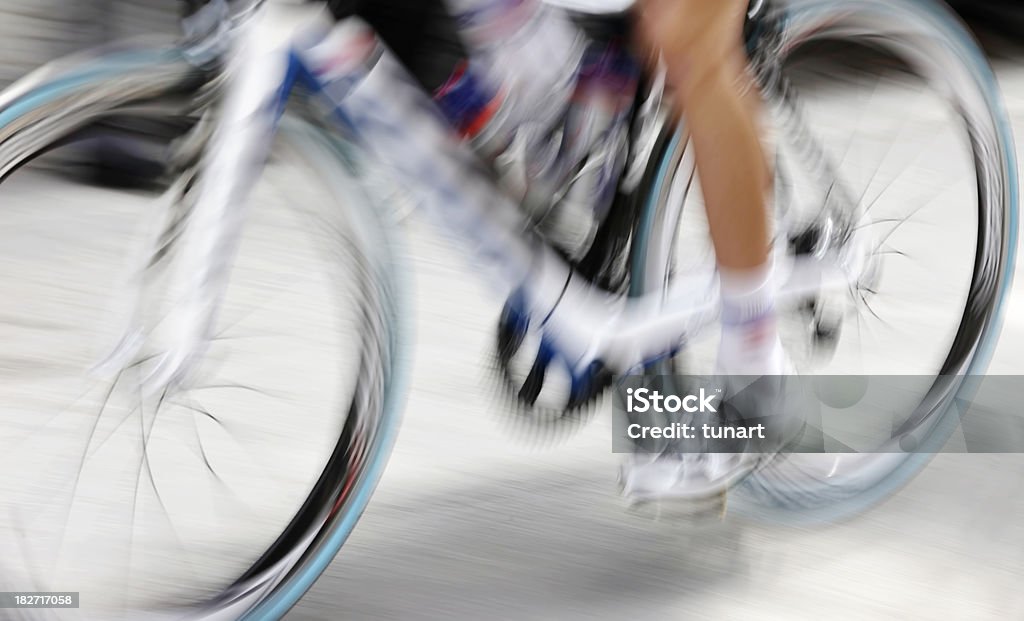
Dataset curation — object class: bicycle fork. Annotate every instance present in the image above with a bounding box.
[128,16,301,392]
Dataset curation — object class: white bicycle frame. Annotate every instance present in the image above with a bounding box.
[144,3,871,391]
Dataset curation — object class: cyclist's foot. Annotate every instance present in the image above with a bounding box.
[618,379,807,505]
[621,364,808,505]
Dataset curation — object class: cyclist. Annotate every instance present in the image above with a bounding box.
[308,0,787,498]
[275,0,787,498]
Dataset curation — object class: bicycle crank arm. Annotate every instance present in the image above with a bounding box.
[533,229,875,376]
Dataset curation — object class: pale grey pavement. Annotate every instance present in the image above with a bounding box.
[2,8,1024,621]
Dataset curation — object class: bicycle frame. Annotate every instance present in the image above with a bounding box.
[0,4,1015,615]
[147,5,872,391]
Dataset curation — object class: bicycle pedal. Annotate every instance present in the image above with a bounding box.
[495,295,610,418]
[625,491,729,523]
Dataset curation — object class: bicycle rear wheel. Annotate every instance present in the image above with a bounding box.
[0,49,408,619]
[631,0,1017,522]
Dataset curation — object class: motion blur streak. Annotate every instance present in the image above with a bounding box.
[0,1,1022,620]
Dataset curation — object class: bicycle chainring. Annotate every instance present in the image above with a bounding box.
[492,296,613,438]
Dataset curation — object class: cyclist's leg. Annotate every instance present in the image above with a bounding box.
[638,0,784,375]
[623,0,787,501]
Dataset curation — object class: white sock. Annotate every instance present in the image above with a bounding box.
[716,263,785,376]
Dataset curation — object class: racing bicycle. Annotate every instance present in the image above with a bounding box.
[0,0,1016,618]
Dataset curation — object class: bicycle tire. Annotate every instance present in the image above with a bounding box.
[629,0,1018,523]
[0,47,410,619]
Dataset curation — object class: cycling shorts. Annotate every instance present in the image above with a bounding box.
[322,0,467,92]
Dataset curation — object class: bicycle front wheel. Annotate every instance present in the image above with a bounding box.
[631,0,1017,522]
[0,49,408,619]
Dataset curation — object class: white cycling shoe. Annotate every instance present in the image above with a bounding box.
[620,353,804,504]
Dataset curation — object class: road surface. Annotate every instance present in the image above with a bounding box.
[1,8,1024,621]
